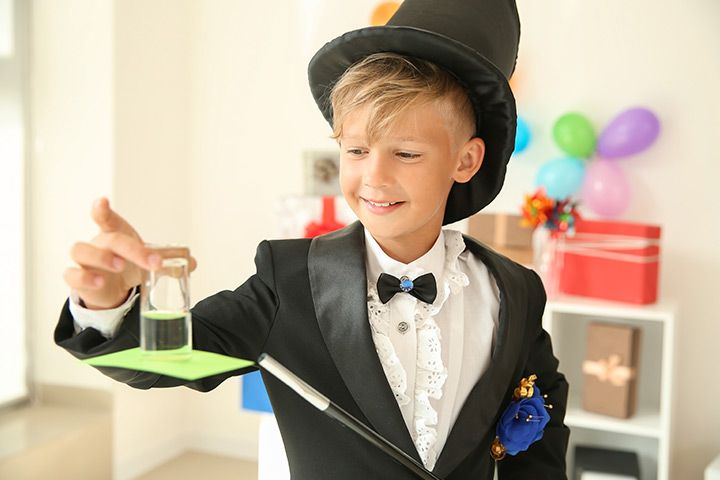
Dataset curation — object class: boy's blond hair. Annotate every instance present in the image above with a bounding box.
[329,52,476,149]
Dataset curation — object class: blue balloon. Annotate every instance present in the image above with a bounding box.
[514,116,531,153]
[535,157,586,199]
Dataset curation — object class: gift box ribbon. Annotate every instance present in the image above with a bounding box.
[582,354,636,387]
[556,232,660,263]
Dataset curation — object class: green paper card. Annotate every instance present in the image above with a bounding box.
[83,348,255,381]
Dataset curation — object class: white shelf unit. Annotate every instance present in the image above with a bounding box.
[542,294,677,480]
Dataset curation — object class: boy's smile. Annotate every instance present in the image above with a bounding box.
[339,100,485,263]
[360,198,404,214]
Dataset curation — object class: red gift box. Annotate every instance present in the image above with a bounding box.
[557,219,661,304]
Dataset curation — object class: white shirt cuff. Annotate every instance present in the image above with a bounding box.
[69,286,140,339]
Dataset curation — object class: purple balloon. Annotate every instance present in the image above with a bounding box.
[580,159,632,217]
[597,107,660,159]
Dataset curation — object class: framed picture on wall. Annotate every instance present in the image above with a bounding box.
[303,149,341,196]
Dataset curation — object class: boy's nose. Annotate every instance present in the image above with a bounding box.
[362,153,394,188]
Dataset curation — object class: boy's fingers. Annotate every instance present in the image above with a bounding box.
[89,198,194,273]
[70,241,126,273]
[93,231,158,271]
[91,197,137,236]
[64,266,107,291]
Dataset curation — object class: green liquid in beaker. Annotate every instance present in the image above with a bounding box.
[141,310,191,358]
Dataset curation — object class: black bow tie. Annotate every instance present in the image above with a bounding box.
[376,272,437,305]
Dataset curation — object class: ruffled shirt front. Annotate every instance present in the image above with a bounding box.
[364,227,499,471]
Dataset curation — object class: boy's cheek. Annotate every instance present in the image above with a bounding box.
[338,177,353,200]
[339,172,359,198]
[338,183,358,211]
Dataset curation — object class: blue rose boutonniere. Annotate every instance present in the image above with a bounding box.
[490,374,552,460]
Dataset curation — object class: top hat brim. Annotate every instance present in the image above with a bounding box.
[308,25,517,225]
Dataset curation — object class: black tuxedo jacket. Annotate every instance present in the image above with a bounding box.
[55,220,569,479]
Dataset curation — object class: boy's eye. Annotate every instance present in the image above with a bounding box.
[346,149,366,156]
[343,149,421,160]
[397,152,421,160]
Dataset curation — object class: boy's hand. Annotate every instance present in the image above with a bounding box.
[63,197,198,310]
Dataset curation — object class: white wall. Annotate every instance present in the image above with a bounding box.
[28,0,720,478]
[0,0,29,406]
[30,0,115,390]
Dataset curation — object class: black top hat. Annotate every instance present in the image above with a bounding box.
[308,0,520,225]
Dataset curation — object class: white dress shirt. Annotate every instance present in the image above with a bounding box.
[363,227,499,470]
[69,287,139,338]
[68,227,500,471]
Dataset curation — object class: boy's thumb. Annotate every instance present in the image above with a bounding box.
[92,197,114,230]
[93,197,107,210]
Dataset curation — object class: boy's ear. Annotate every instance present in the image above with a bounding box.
[452,137,485,184]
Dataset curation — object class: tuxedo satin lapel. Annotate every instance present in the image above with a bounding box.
[308,221,421,462]
[433,238,529,478]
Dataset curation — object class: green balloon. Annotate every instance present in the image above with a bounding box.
[552,112,596,158]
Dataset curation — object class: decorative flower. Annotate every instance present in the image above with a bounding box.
[520,187,582,235]
[521,188,554,229]
[491,374,552,460]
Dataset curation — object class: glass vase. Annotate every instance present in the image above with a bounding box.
[532,227,566,300]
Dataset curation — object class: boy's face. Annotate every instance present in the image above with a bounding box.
[339,100,484,253]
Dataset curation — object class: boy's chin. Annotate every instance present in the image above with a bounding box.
[360,218,414,241]
[359,218,397,237]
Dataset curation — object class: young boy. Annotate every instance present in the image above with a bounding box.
[57,0,569,478]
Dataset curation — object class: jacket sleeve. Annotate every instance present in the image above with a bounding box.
[54,240,279,392]
[497,269,570,480]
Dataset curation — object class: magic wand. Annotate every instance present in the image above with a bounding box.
[257,353,442,480]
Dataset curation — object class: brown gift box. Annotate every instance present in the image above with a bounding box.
[582,322,641,418]
[468,213,533,266]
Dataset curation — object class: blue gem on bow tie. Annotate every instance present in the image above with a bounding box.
[399,276,414,292]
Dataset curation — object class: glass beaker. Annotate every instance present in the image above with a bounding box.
[140,244,192,360]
